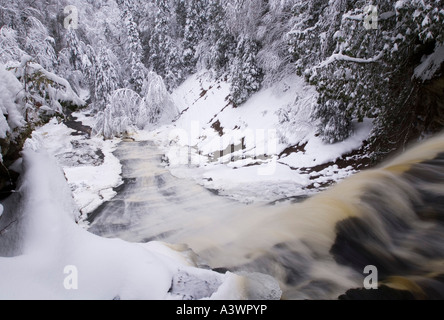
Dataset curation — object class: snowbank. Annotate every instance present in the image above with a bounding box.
[0,148,281,300]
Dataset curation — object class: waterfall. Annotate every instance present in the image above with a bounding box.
[89,133,444,299]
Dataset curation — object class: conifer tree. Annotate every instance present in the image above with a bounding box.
[118,0,145,94]
[230,36,263,106]
[149,0,184,91]
[65,29,83,71]
[174,0,187,38]
[149,0,171,79]
[182,0,207,76]
[94,47,119,112]
[205,0,235,72]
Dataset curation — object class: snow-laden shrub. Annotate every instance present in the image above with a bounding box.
[1,56,85,140]
[94,89,139,139]
[139,72,178,129]
[0,26,23,65]
[276,89,318,145]
[9,56,85,117]
[0,65,25,140]
[94,72,178,139]
[1,57,85,180]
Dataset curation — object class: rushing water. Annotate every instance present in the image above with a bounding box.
[88,134,444,300]
[87,141,243,243]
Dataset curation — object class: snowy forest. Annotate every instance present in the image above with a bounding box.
[1,0,444,301]
[2,0,443,184]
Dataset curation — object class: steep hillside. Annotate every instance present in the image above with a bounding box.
[142,71,373,203]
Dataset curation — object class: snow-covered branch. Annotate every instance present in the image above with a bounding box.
[27,62,85,107]
[343,11,395,22]
[11,56,86,108]
[94,72,178,139]
[318,51,384,68]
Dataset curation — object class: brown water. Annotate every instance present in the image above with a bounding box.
[89,133,444,300]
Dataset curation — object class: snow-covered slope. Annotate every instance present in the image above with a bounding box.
[144,71,372,203]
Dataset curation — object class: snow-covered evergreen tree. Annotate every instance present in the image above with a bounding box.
[230,36,263,106]
[255,0,296,85]
[148,0,184,90]
[23,16,57,72]
[182,0,207,76]
[65,29,84,71]
[94,47,119,112]
[288,0,444,147]
[118,0,146,94]
[60,28,94,100]
[174,0,187,39]
[204,0,235,72]
[149,0,170,79]
[0,26,23,64]
[164,43,185,91]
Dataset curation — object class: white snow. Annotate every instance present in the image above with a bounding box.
[25,118,123,222]
[0,64,25,138]
[414,45,444,82]
[145,71,372,203]
[0,147,280,300]
[94,72,179,139]
[318,52,384,69]
[278,119,373,168]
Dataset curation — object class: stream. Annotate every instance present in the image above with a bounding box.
[86,135,444,300]
[87,140,244,245]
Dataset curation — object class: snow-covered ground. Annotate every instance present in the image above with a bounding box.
[141,71,373,203]
[24,117,122,223]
